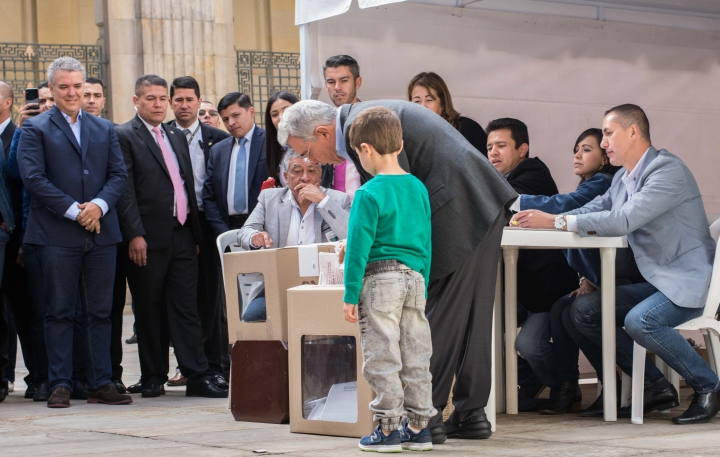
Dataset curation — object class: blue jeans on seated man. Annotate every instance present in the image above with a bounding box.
[37,239,116,391]
[568,282,719,392]
[243,289,266,322]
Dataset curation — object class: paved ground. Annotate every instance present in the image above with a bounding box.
[2,310,720,456]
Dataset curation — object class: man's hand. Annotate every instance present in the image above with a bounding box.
[85,219,101,234]
[17,102,41,129]
[295,183,326,204]
[251,231,274,249]
[569,278,596,298]
[16,245,24,268]
[77,202,102,228]
[344,303,358,323]
[338,239,347,264]
[510,210,556,229]
[129,236,148,266]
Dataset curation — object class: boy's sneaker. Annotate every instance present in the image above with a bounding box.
[400,422,433,451]
[359,425,403,453]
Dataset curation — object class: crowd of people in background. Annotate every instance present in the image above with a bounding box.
[0,50,718,448]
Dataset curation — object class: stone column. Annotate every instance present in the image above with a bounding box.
[101,0,235,124]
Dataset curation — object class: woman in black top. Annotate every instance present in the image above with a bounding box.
[408,72,487,156]
[264,91,299,187]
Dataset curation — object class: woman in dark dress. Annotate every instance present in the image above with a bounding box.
[407,72,487,156]
[264,91,299,187]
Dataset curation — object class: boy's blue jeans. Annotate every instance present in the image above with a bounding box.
[357,262,437,431]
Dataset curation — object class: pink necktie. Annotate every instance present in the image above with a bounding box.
[152,126,187,225]
[334,160,347,192]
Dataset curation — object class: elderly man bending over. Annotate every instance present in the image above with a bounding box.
[236,150,352,320]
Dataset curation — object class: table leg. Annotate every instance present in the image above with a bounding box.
[600,247,617,421]
[503,247,519,415]
[494,256,505,414]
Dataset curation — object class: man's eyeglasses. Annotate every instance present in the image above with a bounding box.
[199,110,218,117]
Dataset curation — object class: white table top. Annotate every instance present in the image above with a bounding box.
[501,227,628,249]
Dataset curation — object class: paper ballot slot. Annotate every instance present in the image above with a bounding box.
[223,244,336,342]
[288,286,376,437]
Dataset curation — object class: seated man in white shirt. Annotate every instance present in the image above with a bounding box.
[236,150,352,320]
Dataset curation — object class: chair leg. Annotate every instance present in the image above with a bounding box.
[706,330,720,375]
[621,372,631,408]
[631,342,647,424]
[597,380,603,398]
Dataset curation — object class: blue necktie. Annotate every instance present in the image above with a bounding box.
[234,137,248,213]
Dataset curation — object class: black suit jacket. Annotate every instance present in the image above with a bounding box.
[166,120,231,166]
[1,121,22,244]
[506,157,577,312]
[115,115,202,250]
[202,126,268,237]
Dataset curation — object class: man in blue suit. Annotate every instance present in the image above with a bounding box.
[17,57,131,408]
[203,92,268,236]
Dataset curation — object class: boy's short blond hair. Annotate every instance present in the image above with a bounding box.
[348,106,403,155]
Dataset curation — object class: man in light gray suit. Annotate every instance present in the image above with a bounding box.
[236,150,351,320]
[514,104,718,425]
[279,100,517,443]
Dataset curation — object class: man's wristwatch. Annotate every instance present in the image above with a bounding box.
[553,215,566,231]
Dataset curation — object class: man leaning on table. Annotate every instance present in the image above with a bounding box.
[512,104,719,424]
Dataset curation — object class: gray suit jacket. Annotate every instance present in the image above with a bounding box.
[564,147,716,308]
[236,186,351,250]
[340,100,517,280]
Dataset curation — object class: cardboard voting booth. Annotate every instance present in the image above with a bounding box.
[223,244,337,343]
[288,285,376,438]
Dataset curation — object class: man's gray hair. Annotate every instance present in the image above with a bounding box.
[277,100,337,146]
[47,57,86,85]
[282,148,319,172]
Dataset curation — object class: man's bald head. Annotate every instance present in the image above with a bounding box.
[0,81,13,122]
[0,81,12,99]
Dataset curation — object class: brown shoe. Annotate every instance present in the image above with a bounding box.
[88,383,133,405]
[47,386,71,408]
[167,372,188,387]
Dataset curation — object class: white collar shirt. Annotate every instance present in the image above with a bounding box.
[286,191,317,247]
[622,147,650,200]
[179,119,205,210]
[61,109,83,147]
[227,125,255,215]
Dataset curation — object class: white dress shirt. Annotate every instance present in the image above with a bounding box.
[140,116,189,217]
[179,119,206,211]
[0,117,10,137]
[566,147,651,232]
[59,110,109,221]
[227,125,255,215]
[286,192,318,247]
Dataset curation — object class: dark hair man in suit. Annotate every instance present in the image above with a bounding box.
[115,75,227,399]
[279,99,517,444]
[202,92,268,236]
[168,76,231,385]
[82,77,106,117]
[17,57,131,408]
[486,118,578,407]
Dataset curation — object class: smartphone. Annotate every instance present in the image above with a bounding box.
[24,88,40,115]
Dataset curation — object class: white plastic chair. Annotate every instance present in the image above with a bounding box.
[629,219,720,424]
[216,230,244,290]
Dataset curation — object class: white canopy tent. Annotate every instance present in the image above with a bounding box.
[295,0,720,214]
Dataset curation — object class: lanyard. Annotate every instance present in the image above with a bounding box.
[186,123,201,145]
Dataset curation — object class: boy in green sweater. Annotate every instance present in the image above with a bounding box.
[342,107,436,453]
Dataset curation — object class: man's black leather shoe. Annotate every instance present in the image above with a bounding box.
[540,381,582,415]
[32,382,51,402]
[578,393,605,417]
[428,412,447,444]
[212,375,229,389]
[141,383,166,398]
[672,390,720,424]
[24,383,38,399]
[617,385,679,418]
[70,380,88,400]
[444,410,492,440]
[112,379,127,394]
[0,386,7,402]
[127,381,143,394]
[186,379,228,398]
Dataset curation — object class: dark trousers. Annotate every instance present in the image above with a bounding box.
[127,224,210,386]
[425,210,508,424]
[23,243,49,384]
[36,239,116,391]
[110,243,128,380]
[197,212,224,376]
[1,239,34,386]
[0,228,10,386]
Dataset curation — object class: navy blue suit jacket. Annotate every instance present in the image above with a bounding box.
[17,106,127,247]
[202,126,267,236]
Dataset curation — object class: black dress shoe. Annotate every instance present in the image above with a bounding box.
[33,381,51,402]
[127,381,144,394]
[540,381,582,415]
[444,410,492,440]
[0,386,7,402]
[618,385,679,418]
[141,383,166,398]
[428,412,447,445]
[672,390,720,424]
[70,380,88,400]
[212,375,229,389]
[24,383,39,399]
[578,392,605,417]
[125,334,138,344]
[112,379,127,394]
[186,379,228,398]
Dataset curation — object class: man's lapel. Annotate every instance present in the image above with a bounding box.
[80,113,91,159]
[219,138,234,207]
[277,188,292,246]
[247,127,264,185]
[314,205,324,243]
[132,115,170,179]
[49,107,80,154]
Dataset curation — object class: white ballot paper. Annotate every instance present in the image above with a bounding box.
[319,381,358,423]
[318,252,344,285]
